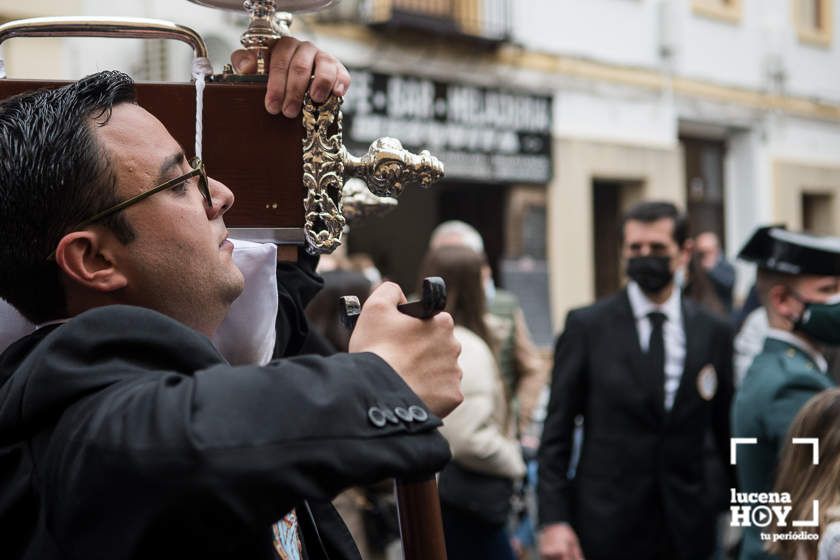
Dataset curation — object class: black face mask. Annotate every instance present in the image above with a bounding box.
[626,256,674,294]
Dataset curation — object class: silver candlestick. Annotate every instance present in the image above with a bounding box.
[240,0,292,75]
[186,0,337,74]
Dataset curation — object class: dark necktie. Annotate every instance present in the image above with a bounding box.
[647,311,667,390]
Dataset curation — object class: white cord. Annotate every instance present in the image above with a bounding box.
[191,57,213,160]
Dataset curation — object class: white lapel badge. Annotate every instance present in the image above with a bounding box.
[697,364,718,401]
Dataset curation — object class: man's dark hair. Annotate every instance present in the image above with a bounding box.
[620,200,689,247]
[0,71,137,324]
[755,269,798,307]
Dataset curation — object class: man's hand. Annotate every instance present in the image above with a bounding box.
[348,282,463,418]
[539,523,584,560]
[231,37,351,117]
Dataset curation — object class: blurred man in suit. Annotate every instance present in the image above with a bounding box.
[538,201,734,560]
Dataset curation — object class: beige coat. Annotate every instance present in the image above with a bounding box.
[439,326,526,480]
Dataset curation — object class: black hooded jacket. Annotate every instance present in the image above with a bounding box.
[0,259,450,559]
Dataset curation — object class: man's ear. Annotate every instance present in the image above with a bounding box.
[54,230,128,293]
[768,284,799,324]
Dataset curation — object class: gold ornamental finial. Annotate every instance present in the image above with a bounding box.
[301,94,445,254]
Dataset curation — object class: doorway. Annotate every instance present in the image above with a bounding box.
[681,137,727,243]
[347,181,508,291]
[438,182,508,286]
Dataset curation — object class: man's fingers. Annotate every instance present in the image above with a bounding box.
[335,62,351,97]
[310,53,350,99]
[368,281,409,307]
[279,41,319,118]
[263,37,301,114]
[433,311,456,333]
[230,49,257,74]
[235,38,352,116]
[310,51,339,103]
[281,40,320,117]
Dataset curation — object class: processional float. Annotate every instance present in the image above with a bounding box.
[0,1,447,558]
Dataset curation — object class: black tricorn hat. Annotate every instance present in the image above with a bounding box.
[737,225,840,276]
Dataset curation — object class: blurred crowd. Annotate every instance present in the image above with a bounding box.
[307,220,548,560]
[309,205,840,560]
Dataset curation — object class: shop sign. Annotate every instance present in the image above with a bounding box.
[342,69,553,183]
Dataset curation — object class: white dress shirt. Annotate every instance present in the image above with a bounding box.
[627,281,686,411]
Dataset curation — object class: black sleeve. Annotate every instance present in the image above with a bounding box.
[274,250,323,358]
[33,306,449,549]
[537,310,587,525]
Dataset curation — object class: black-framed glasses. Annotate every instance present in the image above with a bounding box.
[47,158,210,260]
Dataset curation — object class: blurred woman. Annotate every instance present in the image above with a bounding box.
[420,245,526,560]
[770,388,840,560]
[682,252,727,318]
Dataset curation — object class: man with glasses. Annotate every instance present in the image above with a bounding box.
[0,40,462,560]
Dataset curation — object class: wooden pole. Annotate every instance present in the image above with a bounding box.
[340,277,449,560]
[396,476,448,560]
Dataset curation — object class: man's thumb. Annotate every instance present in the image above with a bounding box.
[230,50,257,74]
[368,281,408,306]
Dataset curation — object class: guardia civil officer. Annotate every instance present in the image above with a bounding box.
[732,226,840,560]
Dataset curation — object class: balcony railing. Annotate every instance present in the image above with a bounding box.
[364,0,511,44]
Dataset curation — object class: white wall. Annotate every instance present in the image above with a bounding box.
[767,114,840,163]
[675,0,767,90]
[512,0,840,105]
[725,128,764,298]
[512,0,660,69]
[554,84,677,147]
[0,0,80,17]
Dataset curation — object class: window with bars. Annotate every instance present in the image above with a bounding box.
[793,0,833,46]
[692,0,742,23]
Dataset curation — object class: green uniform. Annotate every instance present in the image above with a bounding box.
[732,336,834,560]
